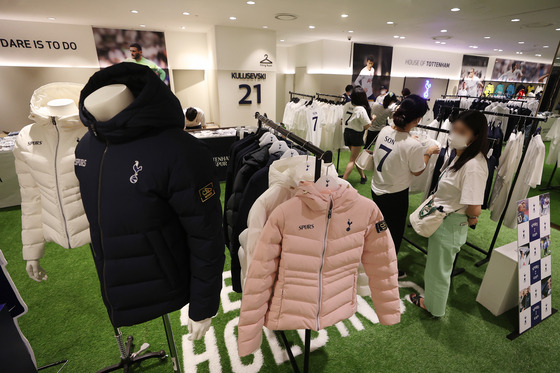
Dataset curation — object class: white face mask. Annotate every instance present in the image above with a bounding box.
[448,133,470,150]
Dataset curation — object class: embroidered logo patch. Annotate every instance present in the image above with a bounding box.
[129,160,143,184]
[199,182,215,202]
[376,220,388,233]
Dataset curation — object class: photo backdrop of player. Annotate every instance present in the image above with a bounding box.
[352,43,393,100]
[491,59,551,83]
[517,194,552,334]
[92,27,169,85]
[457,55,489,97]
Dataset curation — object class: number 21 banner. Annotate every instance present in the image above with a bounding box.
[516,194,552,334]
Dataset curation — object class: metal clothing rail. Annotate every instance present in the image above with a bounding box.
[440,94,533,103]
[255,112,332,373]
[316,92,345,100]
[289,91,315,100]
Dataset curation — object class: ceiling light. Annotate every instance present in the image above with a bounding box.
[399,36,405,39]
[262,26,268,29]
[498,49,503,52]
[493,48,498,51]
[182,12,190,16]
[543,45,549,48]
[484,36,491,39]
[341,14,349,18]
[441,42,446,45]
[139,24,146,28]
[246,1,256,4]
[435,41,441,44]
[47,17,56,20]
[275,13,298,21]
[181,26,185,30]
[309,25,315,29]
[451,8,460,12]
[387,21,394,25]
[280,39,285,42]
[348,30,354,33]
[440,29,448,33]
[511,18,520,22]
[472,46,478,48]
[556,28,560,31]
[131,10,139,14]
[393,35,399,38]
[229,16,237,20]
[518,41,524,44]
[536,54,542,57]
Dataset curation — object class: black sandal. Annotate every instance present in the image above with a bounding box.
[409,293,425,309]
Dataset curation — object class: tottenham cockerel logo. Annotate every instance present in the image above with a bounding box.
[129,160,143,184]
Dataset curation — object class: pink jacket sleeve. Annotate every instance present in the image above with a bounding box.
[237,206,284,357]
[361,207,401,325]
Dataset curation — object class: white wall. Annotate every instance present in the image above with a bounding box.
[165,32,209,70]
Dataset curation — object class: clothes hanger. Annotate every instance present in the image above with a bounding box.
[315,173,339,192]
[269,140,289,155]
[260,54,273,65]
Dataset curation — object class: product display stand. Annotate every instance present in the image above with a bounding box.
[507,309,558,340]
[97,314,181,373]
[256,112,332,373]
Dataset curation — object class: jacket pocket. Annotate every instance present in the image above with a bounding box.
[145,229,181,288]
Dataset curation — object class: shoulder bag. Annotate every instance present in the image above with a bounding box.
[355,132,378,171]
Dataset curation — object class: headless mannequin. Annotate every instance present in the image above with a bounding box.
[83,84,211,341]
[26,99,79,283]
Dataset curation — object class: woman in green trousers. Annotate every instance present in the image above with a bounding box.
[410,110,489,317]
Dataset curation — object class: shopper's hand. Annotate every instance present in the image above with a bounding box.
[26,260,48,282]
[427,145,440,155]
[468,216,479,226]
[187,318,212,341]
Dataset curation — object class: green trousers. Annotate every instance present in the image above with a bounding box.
[424,213,468,317]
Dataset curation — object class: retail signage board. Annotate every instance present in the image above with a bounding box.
[515,194,553,336]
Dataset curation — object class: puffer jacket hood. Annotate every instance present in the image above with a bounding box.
[238,181,400,357]
[14,82,91,261]
[79,62,184,143]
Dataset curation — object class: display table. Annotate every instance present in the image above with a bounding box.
[190,128,239,181]
[0,137,21,209]
[476,242,519,316]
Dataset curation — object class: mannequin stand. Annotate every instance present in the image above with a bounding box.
[97,314,182,373]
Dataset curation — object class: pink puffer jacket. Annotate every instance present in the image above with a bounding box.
[238,181,400,357]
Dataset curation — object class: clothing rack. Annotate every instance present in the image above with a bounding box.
[254,112,332,373]
[315,92,345,100]
[453,107,548,267]
[440,94,532,103]
[289,91,315,100]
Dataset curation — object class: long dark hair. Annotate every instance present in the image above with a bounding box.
[450,110,488,172]
[351,86,371,117]
[383,92,398,109]
[392,94,428,128]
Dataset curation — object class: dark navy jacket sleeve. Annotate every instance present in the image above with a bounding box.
[168,141,225,321]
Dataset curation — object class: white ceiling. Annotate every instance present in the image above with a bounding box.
[1,0,559,62]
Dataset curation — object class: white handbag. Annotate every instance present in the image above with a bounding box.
[355,133,378,171]
[409,197,448,238]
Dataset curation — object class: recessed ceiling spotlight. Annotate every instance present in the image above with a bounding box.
[246,1,256,4]
[441,42,446,45]
[181,26,185,30]
[440,29,448,33]
[435,41,441,44]
[387,21,394,25]
[451,8,460,12]
[493,48,498,51]
[543,45,549,48]
[131,10,139,14]
[393,35,399,38]
[399,36,405,39]
[182,12,190,16]
[536,54,542,57]
[47,17,56,20]
[518,41,524,44]
[275,13,298,21]
[341,14,349,18]
[348,30,354,33]
[229,16,237,20]
[309,25,315,29]
[280,39,285,42]
[262,26,268,28]
[498,49,503,52]
[484,36,491,39]
[556,28,560,31]
[139,24,146,28]
[511,18,520,22]
[472,45,478,48]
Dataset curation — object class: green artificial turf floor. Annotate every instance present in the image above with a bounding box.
[1,149,559,372]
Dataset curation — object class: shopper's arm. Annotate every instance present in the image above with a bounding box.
[466,205,481,226]
[411,145,439,176]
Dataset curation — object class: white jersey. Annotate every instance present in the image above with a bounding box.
[432,153,488,214]
[342,103,370,132]
[354,67,375,98]
[465,77,480,97]
[500,69,523,82]
[371,126,426,195]
[305,105,323,146]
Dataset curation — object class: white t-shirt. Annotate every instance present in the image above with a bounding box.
[354,67,374,98]
[500,69,523,82]
[465,77,480,97]
[342,103,370,132]
[371,126,427,195]
[369,103,396,131]
[306,105,323,146]
[184,107,206,128]
[432,153,488,214]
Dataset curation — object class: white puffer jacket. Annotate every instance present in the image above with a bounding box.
[238,156,371,296]
[13,82,90,261]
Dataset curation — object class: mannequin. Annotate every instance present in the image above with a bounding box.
[83,84,212,341]
[26,98,80,283]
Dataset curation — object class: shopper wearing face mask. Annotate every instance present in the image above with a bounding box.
[370,95,440,277]
[409,110,489,317]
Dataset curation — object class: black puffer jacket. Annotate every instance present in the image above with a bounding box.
[75,63,224,327]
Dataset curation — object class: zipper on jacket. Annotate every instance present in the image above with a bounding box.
[316,196,333,330]
[52,117,72,248]
[98,140,114,321]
